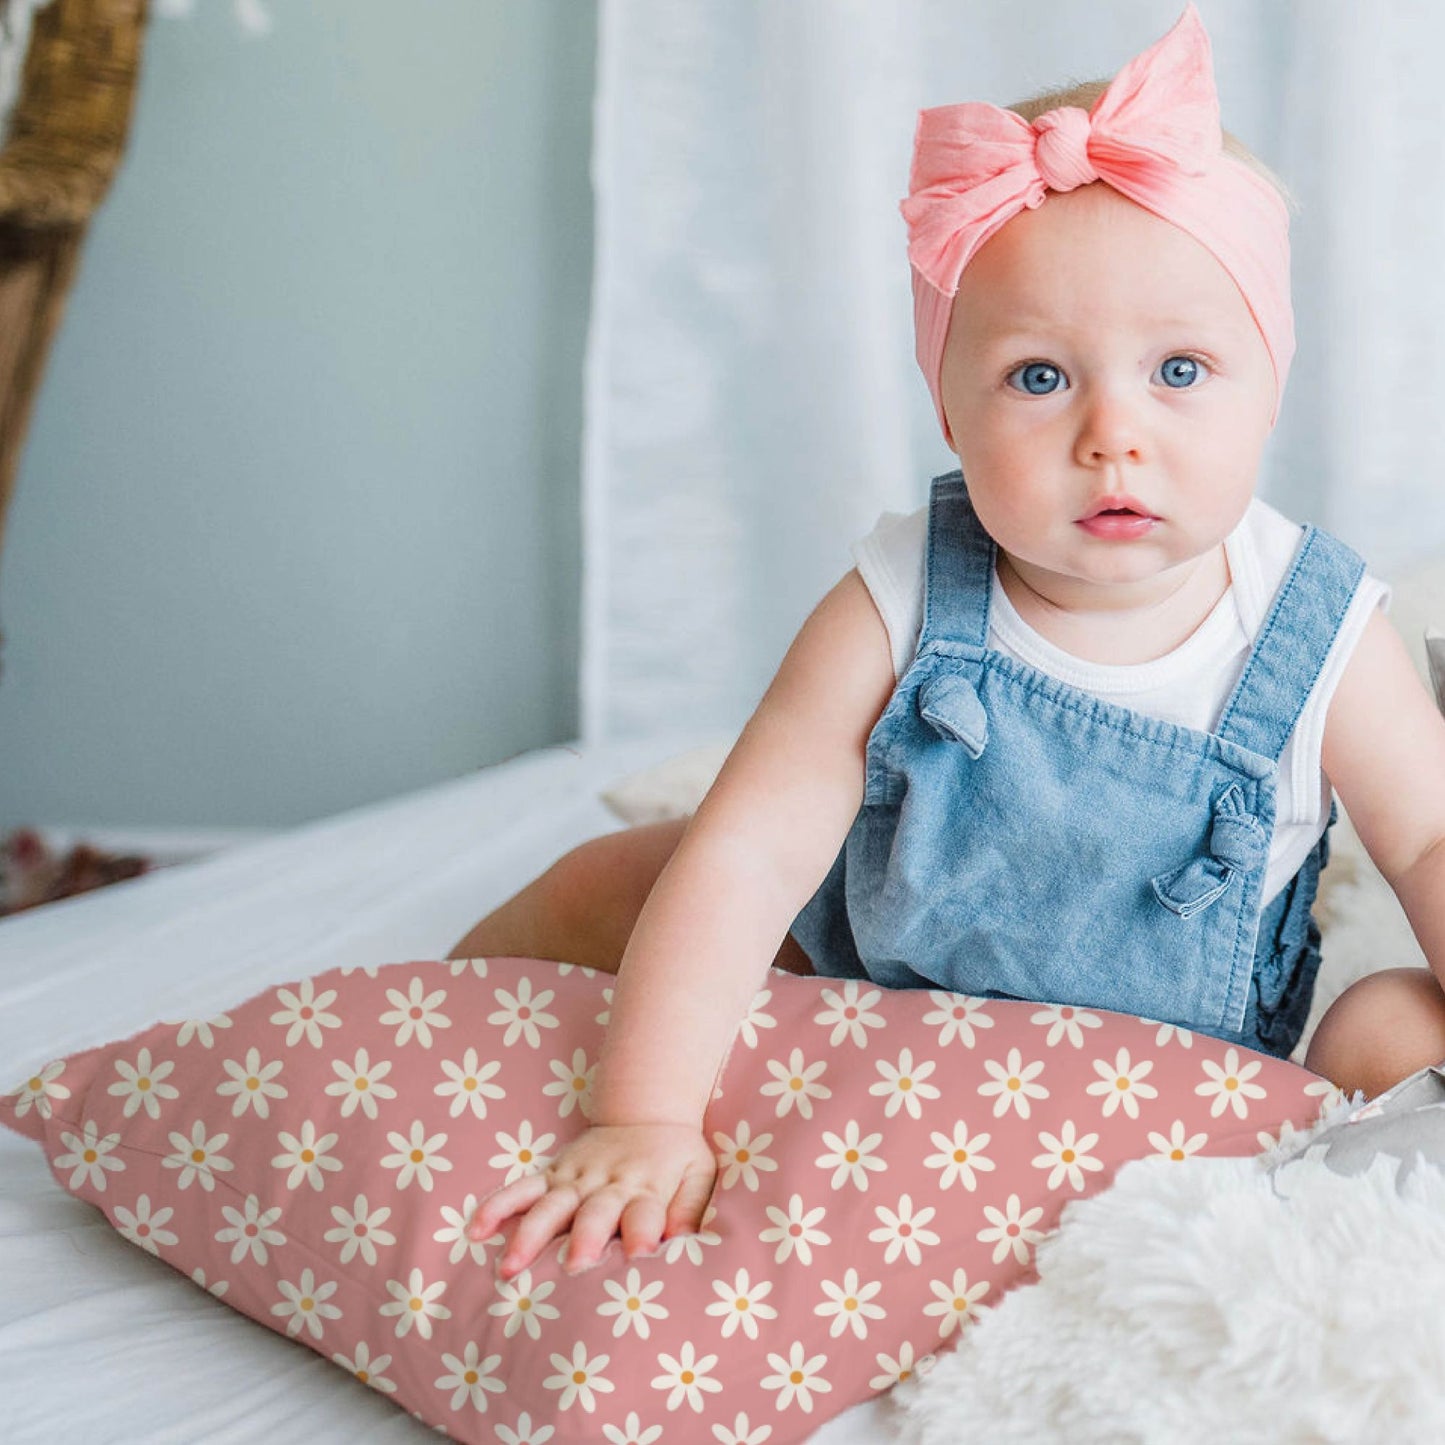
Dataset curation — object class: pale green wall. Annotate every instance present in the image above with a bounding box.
[0,0,594,830]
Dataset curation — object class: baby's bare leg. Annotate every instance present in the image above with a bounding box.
[1303,966,1445,1098]
[446,818,814,976]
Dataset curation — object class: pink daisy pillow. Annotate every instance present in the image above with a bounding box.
[1,957,1331,1443]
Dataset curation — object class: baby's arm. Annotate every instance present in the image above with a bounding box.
[1322,610,1445,970]
[468,568,897,1274]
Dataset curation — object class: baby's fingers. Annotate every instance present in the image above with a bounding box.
[663,1157,717,1239]
[497,1181,583,1279]
[564,1185,645,1273]
[467,1173,548,1243]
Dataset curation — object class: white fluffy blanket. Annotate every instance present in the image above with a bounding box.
[888,1107,1445,1444]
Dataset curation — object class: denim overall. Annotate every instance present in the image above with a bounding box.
[791,472,1366,1058]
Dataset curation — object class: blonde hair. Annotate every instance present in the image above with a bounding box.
[1009,80,1295,211]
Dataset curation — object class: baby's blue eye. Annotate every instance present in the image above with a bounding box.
[1157,355,1202,388]
[1007,361,1066,395]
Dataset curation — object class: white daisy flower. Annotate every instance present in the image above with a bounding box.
[324,1048,396,1120]
[1029,1002,1104,1048]
[814,981,886,1048]
[815,1267,884,1340]
[651,1341,722,1412]
[761,1342,830,1413]
[495,1413,555,1444]
[759,1194,830,1265]
[170,1014,232,1049]
[487,977,559,1049]
[107,1048,179,1120]
[868,1193,939,1265]
[543,1342,613,1412]
[923,1266,990,1338]
[434,1341,505,1413]
[1032,1121,1104,1191]
[869,1048,940,1119]
[215,1047,287,1119]
[541,1048,593,1119]
[380,1268,450,1339]
[215,1194,286,1265]
[759,1048,830,1120]
[1143,1017,1195,1048]
[488,1267,560,1339]
[271,1267,340,1340]
[601,1412,662,1444]
[660,1203,723,1265]
[1086,1047,1158,1119]
[1196,1048,1268,1119]
[977,1193,1046,1265]
[446,956,489,978]
[736,988,778,1049]
[596,1267,667,1339]
[113,1194,178,1255]
[1147,1119,1208,1161]
[710,1412,773,1444]
[52,1120,124,1191]
[10,1060,72,1120]
[435,1194,500,1266]
[870,1340,935,1390]
[337,962,381,979]
[488,1121,556,1184]
[189,1267,228,1298]
[815,1119,886,1191]
[596,984,614,1029]
[713,1120,777,1191]
[435,1048,506,1120]
[163,1121,234,1192]
[379,976,452,1048]
[324,1193,396,1266]
[705,1266,777,1340]
[272,1120,342,1191]
[381,1121,452,1192]
[921,991,995,1048]
[923,1120,995,1191]
[977,1047,1048,1119]
[332,1341,396,1394]
[268,978,341,1049]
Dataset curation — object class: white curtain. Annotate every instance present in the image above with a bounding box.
[581,0,1445,745]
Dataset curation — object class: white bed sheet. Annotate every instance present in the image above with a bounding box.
[0,738,888,1444]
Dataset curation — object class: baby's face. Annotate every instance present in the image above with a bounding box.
[938,183,1276,609]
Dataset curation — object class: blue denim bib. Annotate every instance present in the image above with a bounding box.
[791,472,1365,1057]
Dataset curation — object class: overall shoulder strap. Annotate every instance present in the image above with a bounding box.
[1214,525,1367,761]
[918,471,993,654]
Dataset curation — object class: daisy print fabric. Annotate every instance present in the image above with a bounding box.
[1,958,1334,1443]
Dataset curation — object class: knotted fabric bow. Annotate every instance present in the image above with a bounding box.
[901,4,1293,445]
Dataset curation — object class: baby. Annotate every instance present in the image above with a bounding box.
[456,6,1445,1279]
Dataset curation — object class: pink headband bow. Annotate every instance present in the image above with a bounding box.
[902,4,1293,445]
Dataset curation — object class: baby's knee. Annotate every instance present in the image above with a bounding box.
[1304,967,1445,1098]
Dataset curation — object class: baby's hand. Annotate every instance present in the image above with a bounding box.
[467,1123,717,1278]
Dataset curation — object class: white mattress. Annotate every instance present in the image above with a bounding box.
[0,739,888,1443]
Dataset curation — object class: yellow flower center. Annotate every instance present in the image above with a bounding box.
[192,1149,207,1164]
[790,1369,805,1385]
[301,1149,315,1164]
[246,1077,259,1091]
[1116,1077,1130,1090]
[627,1296,641,1310]
[84,1149,98,1163]
[845,1149,859,1163]
[138,1078,152,1091]
[1007,1077,1020,1091]
[464,1370,478,1385]
[1226,1077,1239,1091]
[572,1369,587,1385]
[1171,1148,1185,1160]
[355,1077,369,1090]
[953,1149,968,1162]
[409,1297,424,1312]
[1061,1149,1075,1163]
[736,1149,750,1163]
[518,1149,533,1163]
[410,1149,425,1163]
[789,1077,803,1091]
[27,1077,41,1091]
[736,1298,749,1310]
[519,1298,532,1311]
[681,1370,695,1384]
